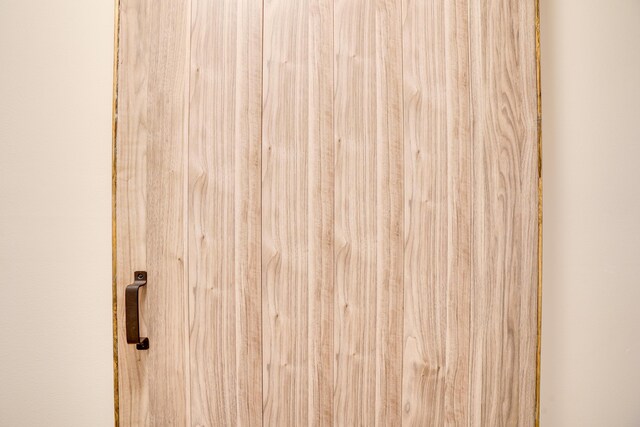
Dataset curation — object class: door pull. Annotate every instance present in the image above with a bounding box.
[126,271,149,350]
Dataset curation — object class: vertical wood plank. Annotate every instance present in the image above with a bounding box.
[116,0,191,425]
[144,0,191,424]
[401,0,538,424]
[307,0,335,424]
[261,0,334,424]
[188,0,262,425]
[333,0,404,424]
[468,0,539,425]
[401,0,473,424]
[116,1,149,423]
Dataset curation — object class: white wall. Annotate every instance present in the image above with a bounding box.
[0,0,115,425]
[539,0,640,425]
[0,0,639,426]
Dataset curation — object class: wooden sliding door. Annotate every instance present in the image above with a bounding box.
[113,0,540,425]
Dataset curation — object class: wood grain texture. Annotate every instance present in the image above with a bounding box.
[401,0,538,425]
[401,0,472,424]
[261,0,334,424]
[115,0,191,425]
[116,1,149,422]
[468,0,539,425]
[333,0,404,424]
[115,0,540,423]
[188,0,262,425]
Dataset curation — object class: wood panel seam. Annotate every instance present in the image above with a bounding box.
[184,1,192,425]
[260,2,265,426]
[398,0,406,421]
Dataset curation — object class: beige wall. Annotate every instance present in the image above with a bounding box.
[0,0,639,425]
[0,0,115,425]
[540,0,640,425]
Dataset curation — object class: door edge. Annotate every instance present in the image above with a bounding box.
[535,0,543,424]
[111,0,121,425]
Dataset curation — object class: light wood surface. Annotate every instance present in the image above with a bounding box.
[333,0,404,424]
[115,0,191,425]
[261,0,334,423]
[115,0,539,424]
[115,1,148,422]
[188,0,262,425]
[401,0,473,424]
[401,0,538,425]
[468,0,539,424]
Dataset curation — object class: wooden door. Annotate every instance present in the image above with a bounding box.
[113,0,541,425]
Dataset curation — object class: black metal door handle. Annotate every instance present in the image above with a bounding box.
[126,271,149,350]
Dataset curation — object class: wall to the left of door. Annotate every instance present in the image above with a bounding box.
[0,1,115,425]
